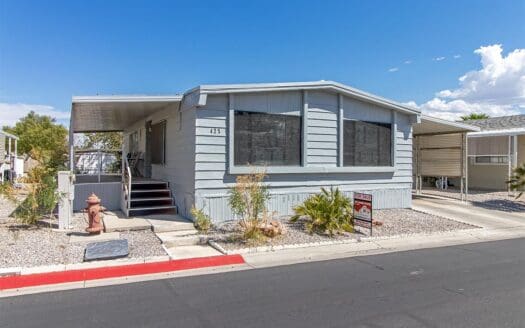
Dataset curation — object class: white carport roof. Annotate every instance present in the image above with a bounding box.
[71,95,182,133]
[413,115,480,136]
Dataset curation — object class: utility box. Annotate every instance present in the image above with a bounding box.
[58,171,75,230]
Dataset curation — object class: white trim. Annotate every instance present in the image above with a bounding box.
[468,127,525,137]
[302,90,308,167]
[417,115,480,134]
[190,81,421,116]
[72,95,183,103]
[0,130,19,140]
[229,166,396,175]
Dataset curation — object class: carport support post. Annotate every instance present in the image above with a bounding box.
[465,133,468,202]
[460,133,465,202]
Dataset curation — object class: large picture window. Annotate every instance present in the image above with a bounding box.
[151,121,166,165]
[343,120,391,166]
[234,111,301,166]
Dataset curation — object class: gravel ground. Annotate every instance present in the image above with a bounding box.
[0,198,165,268]
[210,209,478,251]
[420,188,525,213]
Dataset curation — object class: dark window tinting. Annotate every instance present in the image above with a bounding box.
[234,111,301,166]
[343,120,391,166]
[151,121,166,165]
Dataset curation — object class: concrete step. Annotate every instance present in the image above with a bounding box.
[146,214,196,233]
[157,232,204,247]
[165,245,222,260]
[128,205,177,217]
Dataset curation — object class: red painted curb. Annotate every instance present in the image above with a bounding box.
[0,254,245,291]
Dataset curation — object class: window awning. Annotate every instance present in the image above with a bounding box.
[71,95,182,133]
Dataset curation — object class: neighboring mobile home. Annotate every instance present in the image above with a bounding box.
[0,130,20,182]
[69,81,475,222]
[465,115,525,190]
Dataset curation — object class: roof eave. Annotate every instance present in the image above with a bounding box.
[72,95,183,104]
[189,81,421,115]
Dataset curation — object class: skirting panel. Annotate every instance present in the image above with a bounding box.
[73,182,121,211]
[197,187,412,223]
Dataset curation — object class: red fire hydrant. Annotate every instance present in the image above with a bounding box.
[85,193,105,234]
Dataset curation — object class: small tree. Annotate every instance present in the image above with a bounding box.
[461,113,490,121]
[228,169,270,241]
[508,163,525,198]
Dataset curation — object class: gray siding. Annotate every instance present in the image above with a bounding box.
[74,182,121,211]
[124,103,196,218]
[194,91,414,222]
[307,91,338,167]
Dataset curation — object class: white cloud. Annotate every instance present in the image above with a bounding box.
[434,56,446,61]
[404,60,412,64]
[453,54,461,59]
[411,44,525,120]
[0,103,70,127]
[388,67,399,72]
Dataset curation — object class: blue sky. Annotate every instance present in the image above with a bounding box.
[1,0,524,126]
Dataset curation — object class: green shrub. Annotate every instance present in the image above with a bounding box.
[191,206,212,233]
[290,187,353,236]
[228,169,270,242]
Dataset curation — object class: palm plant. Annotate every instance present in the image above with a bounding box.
[290,187,353,236]
[507,163,525,198]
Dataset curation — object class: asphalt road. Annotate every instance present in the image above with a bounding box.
[1,238,524,328]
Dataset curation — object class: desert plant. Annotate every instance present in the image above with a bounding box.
[228,169,270,242]
[13,164,60,225]
[290,187,353,236]
[507,163,525,198]
[0,182,16,203]
[191,206,212,233]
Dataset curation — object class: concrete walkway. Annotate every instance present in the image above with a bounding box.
[412,194,525,229]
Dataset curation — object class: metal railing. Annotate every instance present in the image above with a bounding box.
[122,156,132,211]
[73,149,121,183]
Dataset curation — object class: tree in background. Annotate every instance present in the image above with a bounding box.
[460,113,490,121]
[2,111,68,171]
[78,132,122,150]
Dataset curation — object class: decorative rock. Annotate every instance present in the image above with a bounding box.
[84,239,129,262]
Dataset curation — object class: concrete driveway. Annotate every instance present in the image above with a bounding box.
[412,194,525,229]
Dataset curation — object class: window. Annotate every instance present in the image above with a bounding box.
[234,111,301,166]
[473,156,508,165]
[343,120,391,166]
[151,121,166,165]
[128,132,139,154]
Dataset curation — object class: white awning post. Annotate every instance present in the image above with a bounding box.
[58,171,74,230]
[98,149,102,183]
[508,135,512,195]
[465,133,469,202]
[69,111,75,172]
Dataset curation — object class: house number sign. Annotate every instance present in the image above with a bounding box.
[209,128,223,135]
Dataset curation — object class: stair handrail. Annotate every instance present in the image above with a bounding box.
[123,156,132,210]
